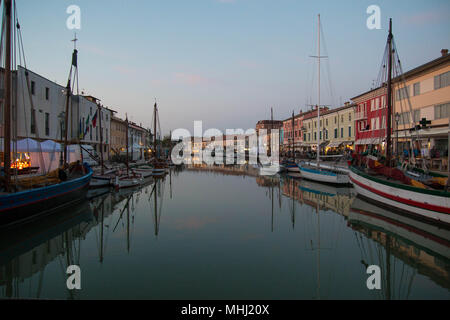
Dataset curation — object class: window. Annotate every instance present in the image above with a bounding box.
[434,71,450,90]
[398,112,410,125]
[31,81,35,95]
[31,111,36,134]
[334,116,337,124]
[314,132,317,140]
[45,87,49,100]
[325,130,328,140]
[326,119,328,126]
[341,127,344,138]
[334,128,338,138]
[396,86,410,101]
[413,82,420,96]
[348,126,351,137]
[413,110,421,122]
[320,131,322,140]
[435,103,450,119]
[45,113,49,136]
[348,113,351,121]
[341,115,344,122]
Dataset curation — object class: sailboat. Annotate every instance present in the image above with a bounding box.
[90,104,117,188]
[349,19,450,226]
[298,14,349,185]
[0,1,92,227]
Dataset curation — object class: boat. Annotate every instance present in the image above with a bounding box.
[298,15,349,185]
[90,104,116,188]
[349,19,450,226]
[0,2,92,227]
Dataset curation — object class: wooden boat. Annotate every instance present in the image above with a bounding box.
[113,174,142,189]
[349,19,450,226]
[0,2,92,227]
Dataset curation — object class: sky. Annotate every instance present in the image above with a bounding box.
[11,0,450,136]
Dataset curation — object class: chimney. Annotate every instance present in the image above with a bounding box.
[441,49,448,57]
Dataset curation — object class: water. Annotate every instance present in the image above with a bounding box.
[0,165,449,300]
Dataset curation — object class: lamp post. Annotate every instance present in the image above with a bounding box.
[395,112,400,158]
[58,112,65,167]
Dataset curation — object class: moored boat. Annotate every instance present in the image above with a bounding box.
[349,19,450,226]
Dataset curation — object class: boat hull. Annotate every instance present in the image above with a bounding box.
[90,175,112,188]
[0,168,92,227]
[349,167,450,226]
[299,166,349,185]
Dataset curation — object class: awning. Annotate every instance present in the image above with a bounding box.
[327,141,341,148]
[355,138,383,146]
[397,127,449,139]
[319,141,329,148]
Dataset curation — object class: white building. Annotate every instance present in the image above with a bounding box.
[6,66,113,163]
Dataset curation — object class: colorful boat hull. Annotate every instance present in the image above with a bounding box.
[349,166,450,226]
[0,165,93,227]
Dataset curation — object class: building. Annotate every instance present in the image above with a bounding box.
[110,115,127,157]
[394,49,449,162]
[282,113,304,155]
[256,120,283,154]
[352,86,388,153]
[352,49,450,161]
[0,66,113,164]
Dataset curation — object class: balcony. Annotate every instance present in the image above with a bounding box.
[355,111,367,121]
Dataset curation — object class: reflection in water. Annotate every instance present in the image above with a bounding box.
[349,197,450,299]
[0,165,448,299]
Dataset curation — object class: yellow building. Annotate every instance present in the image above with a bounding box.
[302,103,356,152]
[394,50,449,168]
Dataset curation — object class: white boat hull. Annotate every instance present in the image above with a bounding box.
[299,166,349,184]
[90,175,112,188]
[349,169,450,225]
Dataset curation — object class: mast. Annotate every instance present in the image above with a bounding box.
[3,0,12,191]
[270,107,273,157]
[291,111,294,160]
[98,105,104,175]
[125,114,129,176]
[386,19,393,166]
[153,102,157,160]
[317,14,321,169]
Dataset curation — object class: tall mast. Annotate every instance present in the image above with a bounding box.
[270,107,273,156]
[3,0,12,191]
[153,101,157,160]
[291,111,294,160]
[98,105,104,175]
[317,14,321,168]
[386,19,393,166]
[125,114,129,176]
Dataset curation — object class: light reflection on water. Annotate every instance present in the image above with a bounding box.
[0,165,449,299]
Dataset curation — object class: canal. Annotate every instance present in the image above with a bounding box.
[0,165,449,299]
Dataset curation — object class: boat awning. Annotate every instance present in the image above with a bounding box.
[319,141,329,148]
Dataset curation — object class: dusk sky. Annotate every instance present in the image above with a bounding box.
[14,0,450,136]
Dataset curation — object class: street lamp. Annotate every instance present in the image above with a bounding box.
[395,112,400,157]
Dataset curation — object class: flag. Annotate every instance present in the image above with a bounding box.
[92,110,98,128]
